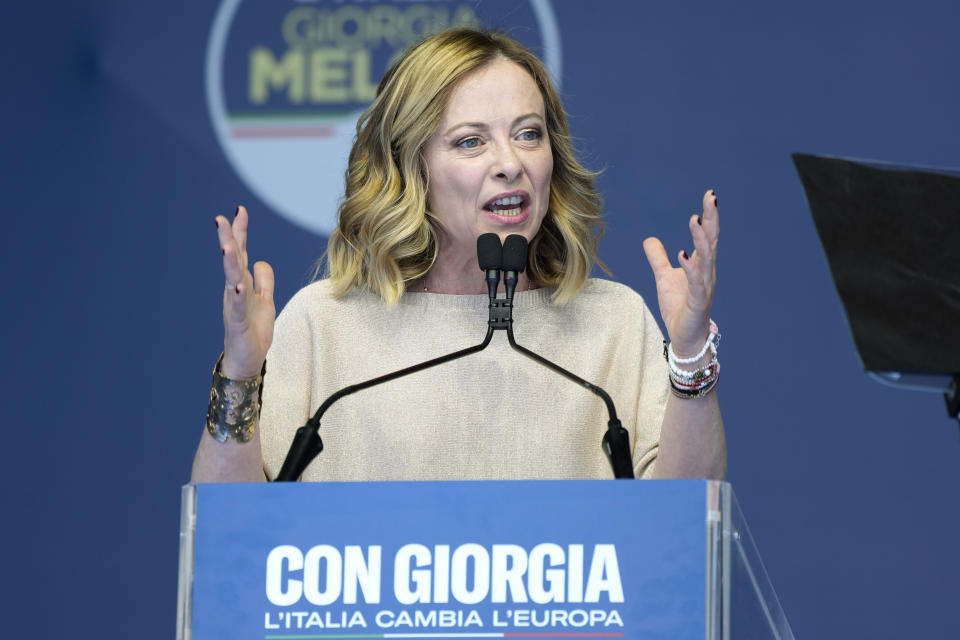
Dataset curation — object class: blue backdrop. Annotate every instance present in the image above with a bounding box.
[4,1,959,638]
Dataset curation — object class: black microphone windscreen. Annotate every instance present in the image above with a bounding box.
[477,233,503,270]
[502,235,528,273]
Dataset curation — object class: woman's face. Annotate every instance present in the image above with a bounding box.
[423,58,553,261]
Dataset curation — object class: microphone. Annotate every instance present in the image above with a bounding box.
[477,233,502,299]
[501,234,635,479]
[502,235,526,299]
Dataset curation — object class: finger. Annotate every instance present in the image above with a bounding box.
[690,190,719,267]
[232,205,249,268]
[688,213,713,266]
[252,261,275,301]
[686,215,717,300]
[678,248,708,299]
[216,215,246,288]
[701,189,719,242]
[642,237,673,280]
[228,277,249,323]
[701,189,717,211]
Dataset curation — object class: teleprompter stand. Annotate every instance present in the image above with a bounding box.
[793,153,960,430]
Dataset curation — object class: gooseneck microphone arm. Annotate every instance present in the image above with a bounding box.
[499,235,636,479]
[275,329,495,481]
[505,331,634,479]
[274,234,505,482]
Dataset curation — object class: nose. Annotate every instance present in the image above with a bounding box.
[493,143,523,182]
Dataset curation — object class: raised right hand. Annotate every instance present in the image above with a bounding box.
[215,205,276,379]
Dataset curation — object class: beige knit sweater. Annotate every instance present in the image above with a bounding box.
[259,278,669,481]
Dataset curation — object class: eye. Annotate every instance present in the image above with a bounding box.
[456,136,482,149]
[517,128,543,142]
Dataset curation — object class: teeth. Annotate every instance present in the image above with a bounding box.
[494,207,522,216]
[491,195,523,206]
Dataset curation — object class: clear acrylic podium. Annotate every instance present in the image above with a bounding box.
[177,480,793,639]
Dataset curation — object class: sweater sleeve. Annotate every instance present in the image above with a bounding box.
[258,286,318,480]
[631,300,670,479]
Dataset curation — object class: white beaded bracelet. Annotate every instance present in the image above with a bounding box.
[669,356,719,382]
[667,319,720,365]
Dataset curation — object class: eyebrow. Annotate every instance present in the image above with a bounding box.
[441,112,545,137]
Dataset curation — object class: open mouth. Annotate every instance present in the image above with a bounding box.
[483,194,527,217]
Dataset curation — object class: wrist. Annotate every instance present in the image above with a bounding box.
[221,353,265,380]
[668,320,718,361]
[669,323,712,357]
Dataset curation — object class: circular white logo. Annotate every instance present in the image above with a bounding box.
[206,0,561,236]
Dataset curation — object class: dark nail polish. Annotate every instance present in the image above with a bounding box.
[221,249,225,256]
[698,216,702,225]
[234,206,240,218]
[235,285,240,295]
[682,251,689,260]
[214,218,219,229]
[714,196,719,208]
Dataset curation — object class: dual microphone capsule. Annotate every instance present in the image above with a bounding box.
[477,233,527,301]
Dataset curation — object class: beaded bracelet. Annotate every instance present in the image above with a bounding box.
[668,355,719,381]
[667,319,720,365]
[664,321,721,399]
[670,373,719,399]
[671,360,720,387]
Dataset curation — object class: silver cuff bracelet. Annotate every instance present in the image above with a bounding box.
[205,354,265,443]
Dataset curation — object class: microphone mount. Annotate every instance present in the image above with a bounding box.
[487,234,525,331]
[478,233,513,331]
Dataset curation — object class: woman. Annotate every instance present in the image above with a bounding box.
[193,28,725,483]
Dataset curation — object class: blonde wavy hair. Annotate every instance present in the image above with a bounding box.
[324,28,606,304]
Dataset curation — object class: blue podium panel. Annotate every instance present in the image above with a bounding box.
[181,480,711,640]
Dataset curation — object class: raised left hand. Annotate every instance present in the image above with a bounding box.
[642,190,719,356]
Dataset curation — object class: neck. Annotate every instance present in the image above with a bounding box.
[409,234,537,295]
[411,247,534,295]
[412,271,536,295]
